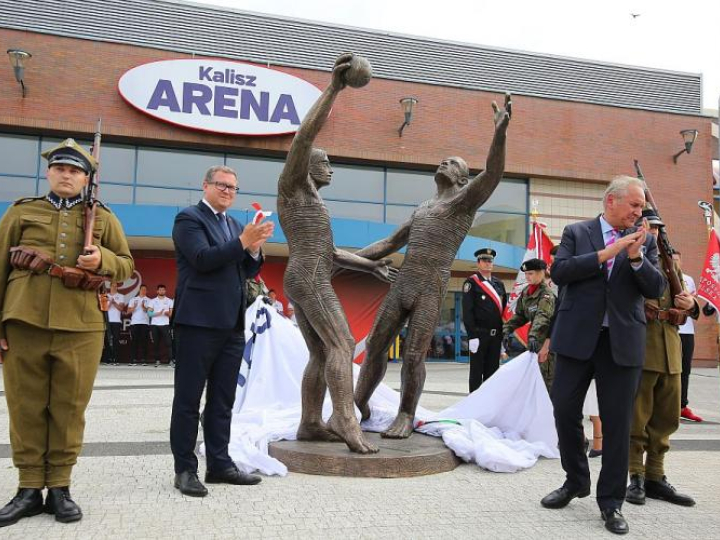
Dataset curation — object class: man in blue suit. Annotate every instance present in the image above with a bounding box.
[170,165,273,497]
[541,176,666,535]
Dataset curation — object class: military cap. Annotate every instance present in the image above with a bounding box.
[638,208,664,227]
[41,138,97,174]
[520,258,547,272]
[474,248,496,261]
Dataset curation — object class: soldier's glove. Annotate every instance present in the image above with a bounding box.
[468,338,480,354]
[9,246,54,274]
[703,303,716,317]
[527,337,541,354]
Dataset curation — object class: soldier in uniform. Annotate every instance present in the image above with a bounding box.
[503,258,556,390]
[462,247,507,392]
[0,139,134,527]
[626,209,697,507]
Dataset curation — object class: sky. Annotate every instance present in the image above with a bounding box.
[189,0,720,113]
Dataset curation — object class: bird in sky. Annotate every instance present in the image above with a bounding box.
[631,13,641,18]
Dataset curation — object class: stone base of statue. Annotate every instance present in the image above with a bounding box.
[268,432,460,478]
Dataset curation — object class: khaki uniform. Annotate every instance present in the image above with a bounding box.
[629,261,694,481]
[0,196,133,488]
[503,282,556,390]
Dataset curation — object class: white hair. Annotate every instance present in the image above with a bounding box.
[603,176,644,206]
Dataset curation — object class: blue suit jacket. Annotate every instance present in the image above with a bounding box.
[550,216,666,367]
[172,202,262,330]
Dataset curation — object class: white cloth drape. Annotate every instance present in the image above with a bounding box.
[222,299,559,476]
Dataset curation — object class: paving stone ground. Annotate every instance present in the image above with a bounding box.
[1,362,718,539]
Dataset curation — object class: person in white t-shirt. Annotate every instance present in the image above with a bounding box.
[106,282,126,365]
[149,284,174,367]
[127,284,151,366]
[268,289,284,314]
[286,302,298,325]
[673,251,703,422]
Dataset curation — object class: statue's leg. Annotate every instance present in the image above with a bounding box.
[354,289,407,421]
[295,303,341,442]
[382,297,440,439]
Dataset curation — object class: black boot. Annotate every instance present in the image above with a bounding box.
[625,474,645,505]
[0,488,44,528]
[645,476,696,507]
[45,487,83,523]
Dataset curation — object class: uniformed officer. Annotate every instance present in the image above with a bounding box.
[462,247,508,392]
[0,139,134,527]
[503,258,556,390]
[626,209,697,507]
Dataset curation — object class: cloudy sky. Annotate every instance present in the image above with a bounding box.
[190,0,719,112]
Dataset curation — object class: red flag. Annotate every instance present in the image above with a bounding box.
[504,221,555,345]
[697,229,720,314]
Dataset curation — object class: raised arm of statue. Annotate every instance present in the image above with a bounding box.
[464,93,512,210]
[279,54,353,194]
[354,219,412,261]
[334,249,398,283]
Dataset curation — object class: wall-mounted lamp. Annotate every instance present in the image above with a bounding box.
[672,129,699,163]
[7,49,31,98]
[398,97,418,137]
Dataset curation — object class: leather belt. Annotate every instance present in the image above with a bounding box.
[479,328,500,336]
[646,309,673,322]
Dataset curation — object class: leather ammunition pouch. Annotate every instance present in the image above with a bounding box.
[9,246,54,274]
[644,304,688,326]
[48,265,105,291]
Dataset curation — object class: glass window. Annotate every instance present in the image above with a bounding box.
[386,169,436,205]
[385,204,415,225]
[101,144,135,185]
[226,156,282,195]
[481,178,527,213]
[137,148,221,189]
[0,134,38,176]
[100,184,134,205]
[0,176,37,201]
[324,200,384,222]
[135,187,201,207]
[321,165,384,202]
[468,211,527,247]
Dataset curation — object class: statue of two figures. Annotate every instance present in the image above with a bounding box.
[278,53,512,454]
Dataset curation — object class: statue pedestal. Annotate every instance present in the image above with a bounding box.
[268,432,460,478]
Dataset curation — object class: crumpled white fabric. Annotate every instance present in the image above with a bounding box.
[217,299,558,476]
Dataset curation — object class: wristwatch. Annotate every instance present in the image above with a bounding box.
[628,253,644,263]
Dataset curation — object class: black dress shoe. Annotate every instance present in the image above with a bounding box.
[625,474,645,505]
[205,465,262,486]
[174,471,208,497]
[540,485,591,509]
[0,489,43,528]
[44,487,82,523]
[601,508,629,535]
[645,476,696,507]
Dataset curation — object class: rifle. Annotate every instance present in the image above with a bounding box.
[86,119,109,311]
[634,160,686,319]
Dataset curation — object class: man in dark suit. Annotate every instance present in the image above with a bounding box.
[170,165,273,497]
[541,176,666,535]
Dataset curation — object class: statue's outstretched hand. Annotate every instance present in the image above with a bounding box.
[330,53,354,91]
[373,258,399,283]
[491,92,512,133]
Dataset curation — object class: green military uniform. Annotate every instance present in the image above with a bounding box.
[629,260,696,481]
[0,140,134,490]
[503,281,556,390]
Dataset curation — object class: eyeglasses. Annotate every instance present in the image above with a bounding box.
[208,181,239,194]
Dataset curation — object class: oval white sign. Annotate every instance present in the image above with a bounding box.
[118,59,322,136]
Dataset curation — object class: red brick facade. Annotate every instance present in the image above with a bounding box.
[1,29,716,364]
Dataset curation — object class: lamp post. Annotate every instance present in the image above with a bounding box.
[7,49,31,98]
[398,97,418,137]
[672,128,699,163]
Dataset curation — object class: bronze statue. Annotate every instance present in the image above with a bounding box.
[354,94,512,438]
[278,54,395,454]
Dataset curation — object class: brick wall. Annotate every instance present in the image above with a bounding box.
[1,29,716,364]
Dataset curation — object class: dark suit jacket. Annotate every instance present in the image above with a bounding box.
[172,202,262,331]
[550,216,665,367]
